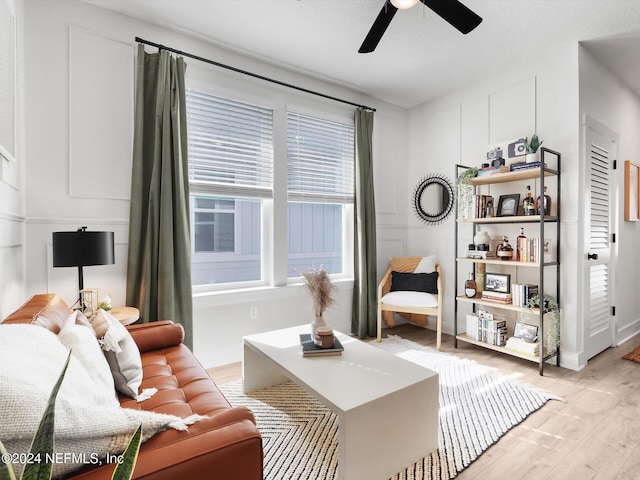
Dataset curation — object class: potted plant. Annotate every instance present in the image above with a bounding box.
[523,293,560,354]
[301,266,336,338]
[456,167,478,219]
[524,134,543,163]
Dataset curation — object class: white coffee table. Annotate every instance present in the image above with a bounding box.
[243,325,439,480]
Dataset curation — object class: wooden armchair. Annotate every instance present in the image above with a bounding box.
[376,257,443,350]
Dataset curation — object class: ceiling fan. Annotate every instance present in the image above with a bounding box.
[359,0,482,53]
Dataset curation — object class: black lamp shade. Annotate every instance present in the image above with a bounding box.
[52,230,115,267]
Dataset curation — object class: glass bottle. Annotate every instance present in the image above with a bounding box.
[496,235,514,261]
[464,272,477,298]
[516,227,526,262]
[523,185,535,216]
[536,185,551,216]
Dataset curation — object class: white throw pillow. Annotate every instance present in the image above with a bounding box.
[58,311,117,404]
[381,290,439,308]
[91,309,146,401]
[0,323,204,479]
[413,255,437,273]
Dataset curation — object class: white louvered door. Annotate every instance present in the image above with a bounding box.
[584,121,617,360]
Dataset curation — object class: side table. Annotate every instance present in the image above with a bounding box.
[110,306,140,326]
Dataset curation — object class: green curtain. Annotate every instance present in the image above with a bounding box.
[126,44,193,349]
[351,108,377,338]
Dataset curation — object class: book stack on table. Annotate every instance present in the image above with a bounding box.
[299,333,344,357]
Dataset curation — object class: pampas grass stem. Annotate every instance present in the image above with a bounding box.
[301,267,336,317]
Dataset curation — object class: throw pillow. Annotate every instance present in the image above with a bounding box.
[390,271,439,294]
[413,255,437,273]
[58,311,117,404]
[91,309,154,402]
[0,323,204,479]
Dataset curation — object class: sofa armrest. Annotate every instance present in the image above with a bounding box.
[127,321,185,353]
[132,418,263,480]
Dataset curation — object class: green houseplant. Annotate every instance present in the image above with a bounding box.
[523,293,560,354]
[0,352,141,480]
[524,134,544,163]
[525,134,543,154]
[456,167,478,219]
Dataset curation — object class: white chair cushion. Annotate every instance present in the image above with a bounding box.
[381,291,439,308]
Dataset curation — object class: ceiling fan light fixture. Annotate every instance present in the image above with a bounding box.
[389,0,419,9]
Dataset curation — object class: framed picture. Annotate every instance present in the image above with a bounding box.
[497,194,520,216]
[484,272,511,293]
[624,160,640,221]
[514,322,538,342]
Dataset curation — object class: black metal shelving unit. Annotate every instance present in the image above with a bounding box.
[454,147,561,375]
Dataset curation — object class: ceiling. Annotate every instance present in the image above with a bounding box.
[86,0,640,109]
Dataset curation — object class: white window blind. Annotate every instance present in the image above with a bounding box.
[287,112,354,203]
[186,89,274,198]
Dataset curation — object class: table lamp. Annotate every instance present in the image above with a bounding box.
[52,226,115,308]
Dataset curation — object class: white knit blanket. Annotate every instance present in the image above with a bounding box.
[0,324,203,478]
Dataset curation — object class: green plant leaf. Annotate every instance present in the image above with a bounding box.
[526,134,543,153]
[0,440,17,480]
[20,351,71,480]
[111,425,142,480]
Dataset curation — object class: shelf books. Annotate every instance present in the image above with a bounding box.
[480,291,513,304]
[511,283,539,308]
[466,250,496,260]
[472,194,494,219]
[509,161,545,172]
[516,236,541,263]
[299,333,344,357]
[505,337,539,356]
[476,165,509,177]
[465,313,507,346]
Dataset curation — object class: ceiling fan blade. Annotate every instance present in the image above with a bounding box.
[358,1,398,53]
[419,0,482,34]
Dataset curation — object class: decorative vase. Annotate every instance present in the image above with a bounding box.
[525,151,540,164]
[311,315,327,340]
[473,230,491,248]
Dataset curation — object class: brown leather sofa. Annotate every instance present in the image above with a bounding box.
[2,294,263,480]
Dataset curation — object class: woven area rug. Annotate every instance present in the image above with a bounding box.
[622,344,640,363]
[219,335,561,480]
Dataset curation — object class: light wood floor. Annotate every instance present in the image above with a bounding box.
[207,324,640,480]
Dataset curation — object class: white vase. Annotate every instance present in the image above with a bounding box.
[311,315,327,340]
[525,151,540,164]
[473,230,491,246]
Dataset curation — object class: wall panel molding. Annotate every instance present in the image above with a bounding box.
[27,216,129,225]
[488,77,536,144]
[68,26,134,201]
[0,211,25,222]
[0,244,23,316]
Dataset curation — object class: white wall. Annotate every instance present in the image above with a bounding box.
[579,45,640,348]
[0,0,26,318]
[406,41,585,369]
[20,0,409,367]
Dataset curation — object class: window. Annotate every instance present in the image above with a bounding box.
[287,112,354,277]
[193,197,235,253]
[186,89,273,287]
[186,87,355,290]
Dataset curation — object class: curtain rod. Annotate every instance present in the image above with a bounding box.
[135,37,376,112]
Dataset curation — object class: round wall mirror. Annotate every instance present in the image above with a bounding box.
[412,174,455,225]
